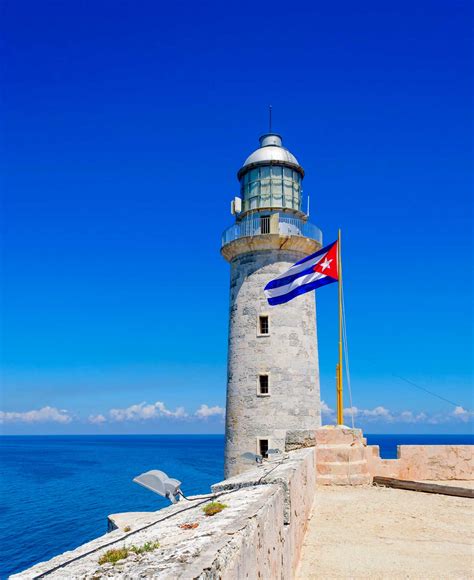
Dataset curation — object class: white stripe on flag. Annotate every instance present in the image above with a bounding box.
[270,249,329,281]
[264,270,328,299]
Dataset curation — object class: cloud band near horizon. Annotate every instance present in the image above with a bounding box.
[0,400,471,426]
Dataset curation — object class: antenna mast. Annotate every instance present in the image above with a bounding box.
[269,105,272,133]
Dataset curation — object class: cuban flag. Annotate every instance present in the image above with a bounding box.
[264,240,339,306]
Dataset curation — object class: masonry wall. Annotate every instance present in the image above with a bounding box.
[366,445,473,480]
[225,249,321,478]
[13,448,316,580]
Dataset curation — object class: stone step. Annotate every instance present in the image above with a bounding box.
[316,460,370,476]
[316,473,372,486]
[316,445,367,463]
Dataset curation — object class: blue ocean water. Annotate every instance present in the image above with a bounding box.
[0,435,224,578]
[1,433,472,578]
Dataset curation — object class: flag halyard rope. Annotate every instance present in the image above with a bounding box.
[341,275,355,429]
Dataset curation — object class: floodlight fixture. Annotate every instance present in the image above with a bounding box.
[267,448,281,457]
[241,452,263,465]
[267,448,288,462]
[133,469,182,504]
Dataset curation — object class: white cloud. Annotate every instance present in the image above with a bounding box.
[362,406,393,420]
[396,411,427,423]
[321,400,334,416]
[88,414,107,425]
[195,404,225,419]
[451,406,472,423]
[342,405,393,421]
[154,401,187,418]
[86,401,227,424]
[108,401,188,422]
[0,406,72,424]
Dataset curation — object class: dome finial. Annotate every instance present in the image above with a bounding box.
[259,133,282,147]
[269,105,272,133]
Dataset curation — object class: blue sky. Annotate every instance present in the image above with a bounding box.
[1,0,472,434]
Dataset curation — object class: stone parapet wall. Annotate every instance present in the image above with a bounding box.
[366,445,473,481]
[213,447,316,574]
[13,448,315,580]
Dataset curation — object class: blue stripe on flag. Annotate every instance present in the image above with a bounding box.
[267,274,337,306]
[264,263,320,290]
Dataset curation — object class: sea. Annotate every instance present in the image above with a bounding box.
[1,433,472,578]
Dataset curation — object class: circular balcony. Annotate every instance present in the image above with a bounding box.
[221,213,322,262]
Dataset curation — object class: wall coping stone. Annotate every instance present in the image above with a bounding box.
[212,447,314,524]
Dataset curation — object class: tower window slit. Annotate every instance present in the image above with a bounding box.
[259,374,269,394]
[259,439,269,459]
[259,315,269,335]
[260,215,270,234]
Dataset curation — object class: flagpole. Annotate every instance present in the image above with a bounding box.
[337,228,344,425]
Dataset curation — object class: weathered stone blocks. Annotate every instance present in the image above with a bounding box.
[366,444,474,480]
[316,445,367,463]
[315,425,365,445]
[285,429,317,451]
[315,426,372,486]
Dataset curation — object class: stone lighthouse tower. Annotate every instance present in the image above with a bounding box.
[221,131,323,478]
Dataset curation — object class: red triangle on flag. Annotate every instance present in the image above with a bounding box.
[313,241,338,280]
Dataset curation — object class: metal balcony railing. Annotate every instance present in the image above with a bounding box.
[221,213,322,247]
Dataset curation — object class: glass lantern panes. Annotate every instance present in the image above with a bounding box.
[260,166,270,179]
[240,165,302,211]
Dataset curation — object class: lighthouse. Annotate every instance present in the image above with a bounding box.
[221,131,323,478]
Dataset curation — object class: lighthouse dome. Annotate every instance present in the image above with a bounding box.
[239,134,303,176]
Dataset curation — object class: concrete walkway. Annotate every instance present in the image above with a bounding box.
[296,485,473,579]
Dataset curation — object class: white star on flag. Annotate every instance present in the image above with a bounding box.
[319,258,333,271]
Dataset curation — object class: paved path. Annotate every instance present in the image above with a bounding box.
[296,485,473,579]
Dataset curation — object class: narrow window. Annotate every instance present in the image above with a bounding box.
[259,439,269,459]
[259,374,269,395]
[260,215,270,234]
[259,315,269,335]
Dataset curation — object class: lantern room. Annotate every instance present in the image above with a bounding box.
[237,133,304,214]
